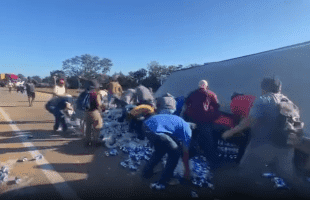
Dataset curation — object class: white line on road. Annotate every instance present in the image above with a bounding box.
[0,107,81,200]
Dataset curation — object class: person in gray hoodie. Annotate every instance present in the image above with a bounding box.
[156,93,176,114]
[121,88,136,105]
[133,84,155,107]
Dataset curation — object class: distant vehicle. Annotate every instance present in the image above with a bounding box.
[0,81,5,87]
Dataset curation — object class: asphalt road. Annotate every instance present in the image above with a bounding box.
[1,87,310,200]
[0,87,214,200]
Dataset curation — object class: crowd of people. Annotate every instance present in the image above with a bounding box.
[5,75,310,195]
[74,76,309,193]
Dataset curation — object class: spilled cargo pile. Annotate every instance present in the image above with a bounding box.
[97,107,300,193]
[0,166,9,184]
[99,108,215,189]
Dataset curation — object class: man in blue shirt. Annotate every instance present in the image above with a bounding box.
[142,114,192,186]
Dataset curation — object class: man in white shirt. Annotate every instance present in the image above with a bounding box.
[8,81,13,93]
[53,78,66,97]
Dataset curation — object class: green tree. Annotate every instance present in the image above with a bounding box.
[17,74,27,82]
[62,54,112,79]
[147,61,181,85]
[32,75,42,83]
[42,76,51,83]
[128,68,147,84]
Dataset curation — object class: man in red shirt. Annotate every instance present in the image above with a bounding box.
[183,80,220,124]
[183,80,221,169]
[230,92,256,120]
[218,92,256,164]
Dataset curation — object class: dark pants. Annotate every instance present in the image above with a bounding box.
[187,122,200,158]
[224,128,251,164]
[117,100,130,123]
[195,123,220,169]
[142,127,182,185]
[118,107,127,122]
[53,109,68,132]
[129,118,145,140]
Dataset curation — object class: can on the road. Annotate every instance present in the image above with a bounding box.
[15,177,21,184]
[1,166,9,174]
[272,177,290,190]
[35,155,43,160]
[262,172,276,178]
[191,191,199,198]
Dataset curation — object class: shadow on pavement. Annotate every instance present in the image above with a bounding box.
[17,101,48,103]
[1,145,212,200]
[2,128,306,200]
[0,120,54,125]
[0,106,32,108]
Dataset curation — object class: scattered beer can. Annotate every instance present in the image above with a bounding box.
[150,182,166,190]
[206,182,215,190]
[15,177,21,184]
[128,164,138,171]
[262,172,276,178]
[0,173,8,182]
[35,155,43,160]
[191,191,199,198]
[1,166,8,174]
[272,177,289,190]
[109,149,119,156]
[120,162,128,168]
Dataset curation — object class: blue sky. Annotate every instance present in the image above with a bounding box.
[0,0,309,78]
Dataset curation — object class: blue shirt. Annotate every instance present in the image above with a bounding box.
[143,114,192,148]
[174,96,185,116]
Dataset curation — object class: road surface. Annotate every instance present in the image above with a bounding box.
[1,87,310,200]
[0,87,214,200]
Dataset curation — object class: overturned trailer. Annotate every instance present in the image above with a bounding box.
[155,41,310,175]
[155,41,310,135]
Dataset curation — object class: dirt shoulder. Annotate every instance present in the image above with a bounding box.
[35,88,81,97]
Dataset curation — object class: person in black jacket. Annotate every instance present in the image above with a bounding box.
[46,96,74,132]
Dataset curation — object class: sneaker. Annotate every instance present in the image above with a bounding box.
[150,182,166,190]
[142,172,154,179]
[168,178,180,186]
[85,141,92,147]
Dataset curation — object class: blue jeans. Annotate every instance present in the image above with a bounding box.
[53,108,67,132]
[142,125,182,185]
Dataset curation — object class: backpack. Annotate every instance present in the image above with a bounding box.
[76,91,91,111]
[271,93,304,147]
